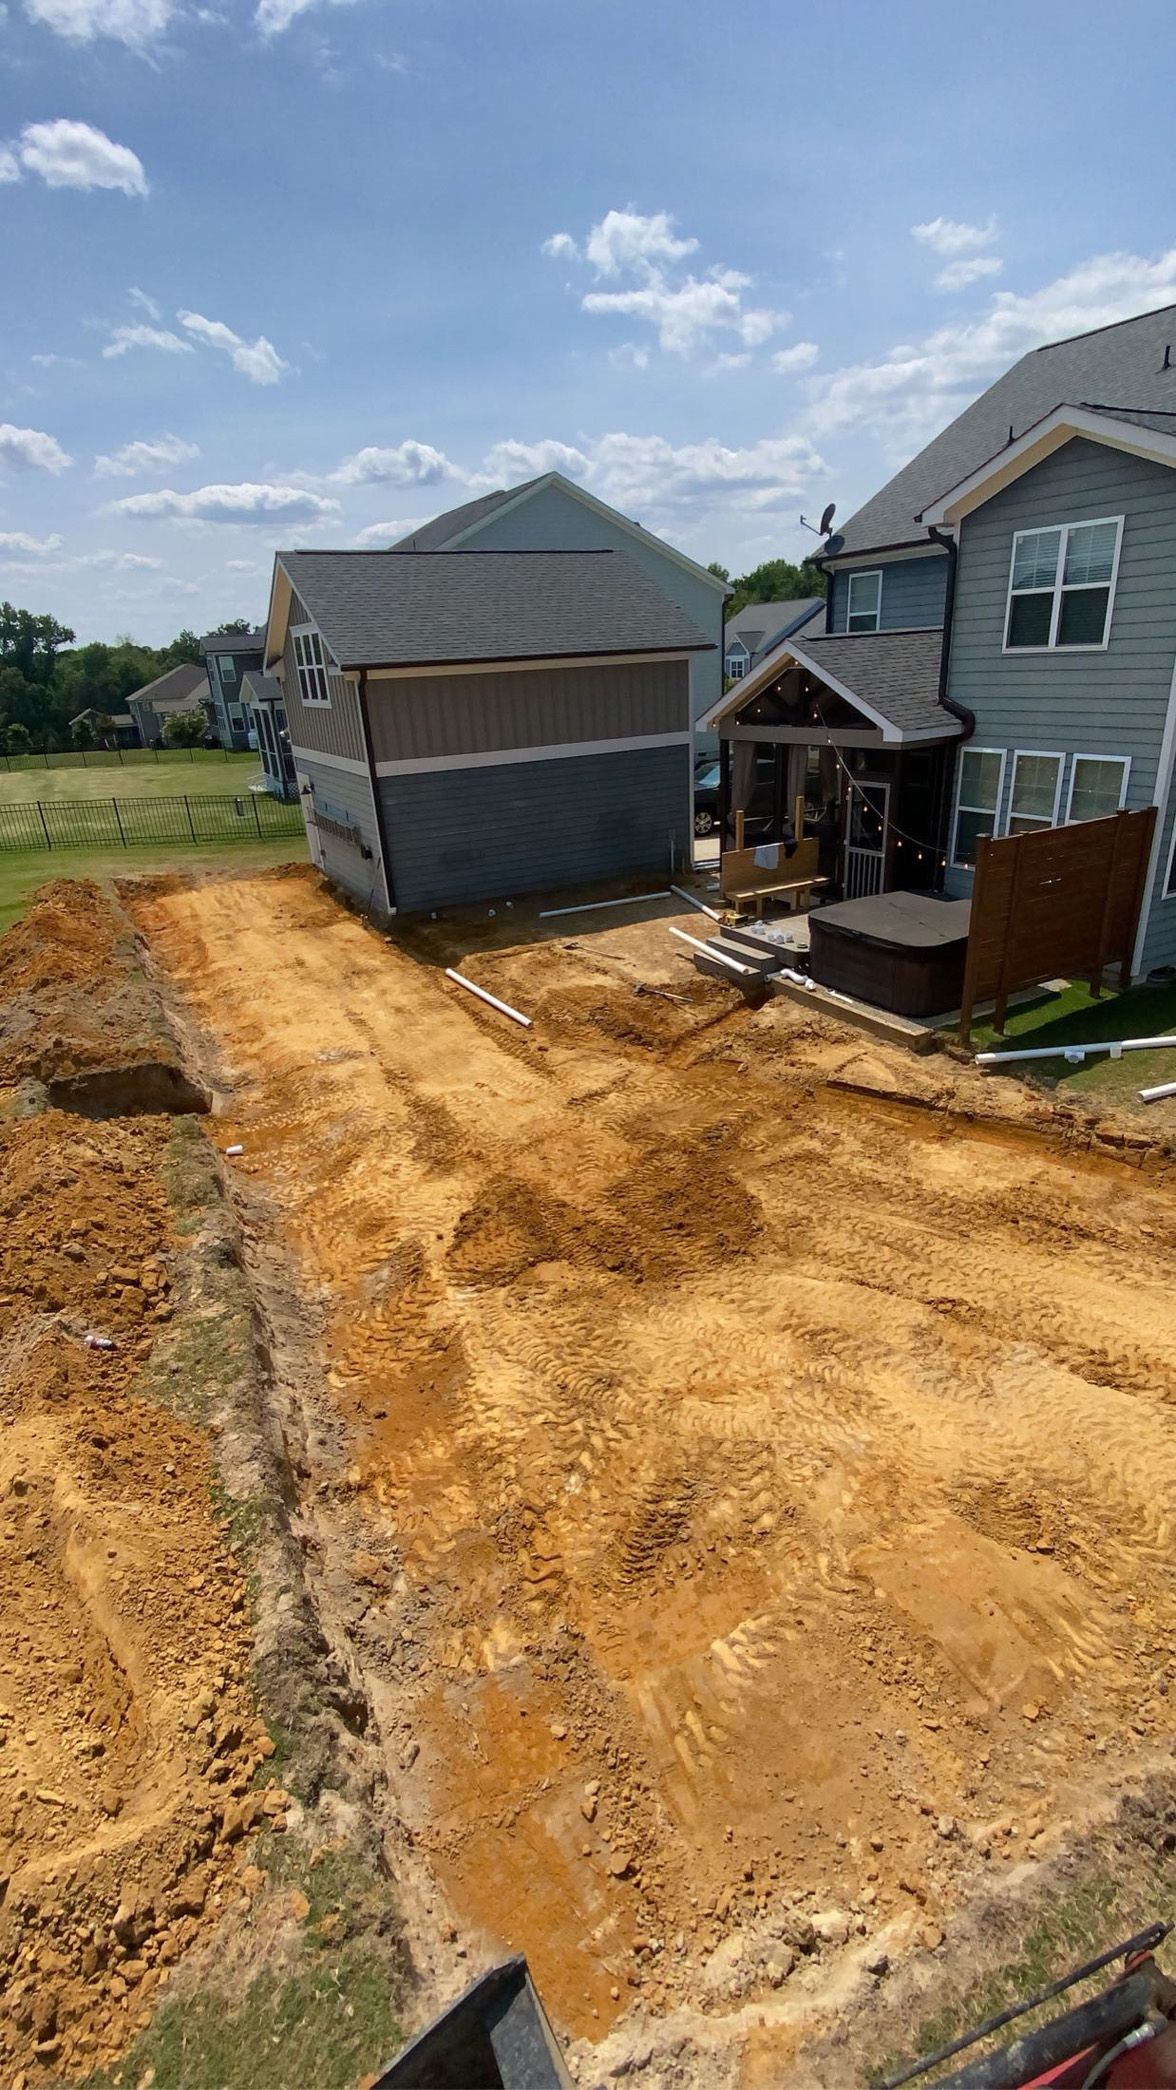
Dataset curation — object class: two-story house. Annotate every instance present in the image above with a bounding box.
[704,301,1176,976]
[201,628,265,750]
[389,472,727,749]
[723,598,824,683]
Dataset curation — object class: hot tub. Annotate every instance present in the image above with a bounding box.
[808,890,972,1018]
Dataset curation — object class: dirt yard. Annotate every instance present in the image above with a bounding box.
[115,866,1176,2079]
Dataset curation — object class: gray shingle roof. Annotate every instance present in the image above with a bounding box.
[835,302,1176,556]
[276,548,713,669]
[201,627,265,655]
[388,481,543,552]
[127,662,207,709]
[241,669,284,703]
[791,629,957,739]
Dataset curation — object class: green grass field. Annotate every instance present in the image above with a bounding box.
[0,837,307,934]
[964,977,1176,1112]
[0,750,259,804]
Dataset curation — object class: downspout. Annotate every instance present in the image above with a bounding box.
[926,524,973,889]
[356,668,397,916]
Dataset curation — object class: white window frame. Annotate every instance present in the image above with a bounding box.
[1002,515,1124,654]
[291,624,332,708]
[950,745,1008,869]
[1004,749,1065,836]
[725,649,748,681]
[218,654,238,683]
[846,568,882,634]
[1064,752,1131,825]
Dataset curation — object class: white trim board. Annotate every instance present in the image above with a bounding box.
[375,731,690,779]
[1132,649,1176,974]
[1005,749,1066,836]
[920,407,1176,529]
[288,744,371,777]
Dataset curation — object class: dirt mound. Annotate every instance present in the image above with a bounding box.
[0,1110,271,2082]
[0,878,176,1085]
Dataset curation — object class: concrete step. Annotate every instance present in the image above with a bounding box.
[691,953,767,997]
[707,935,784,975]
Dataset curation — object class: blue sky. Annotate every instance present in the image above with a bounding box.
[2,0,1176,644]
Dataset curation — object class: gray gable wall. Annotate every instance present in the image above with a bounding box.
[445,479,724,733]
[828,555,948,634]
[943,436,1176,972]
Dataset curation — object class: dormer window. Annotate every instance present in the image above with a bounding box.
[1004,517,1123,650]
[846,569,881,633]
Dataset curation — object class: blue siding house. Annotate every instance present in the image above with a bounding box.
[706,301,1176,977]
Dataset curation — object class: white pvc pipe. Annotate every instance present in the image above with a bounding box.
[1139,1078,1176,1103]
[670,884,722,921]
[976,1035,1176,1066]
[667,925,755,976]
[444,968,533,1028]
[538,890,672,920]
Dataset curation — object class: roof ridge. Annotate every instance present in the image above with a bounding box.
[1033,300,1176,354]
[285,546,618,559]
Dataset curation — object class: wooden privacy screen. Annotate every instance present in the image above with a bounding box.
[959,806,1156,1041]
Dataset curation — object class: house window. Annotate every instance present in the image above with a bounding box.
[1006,750,1064,835]
[951,747,1006,868]
[218,654,238,683]
[846,569,882,633]
[1065,754,1130,823]
[1004,517,1123,650]
[292,627,332,706]
[725,652,748,680]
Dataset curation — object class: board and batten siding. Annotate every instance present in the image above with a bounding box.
[943,439,1176,975]
[828,553,948,634]
[367,657,688,765]
[379,743,689,912]
[280,589,367,764]
[295,754,387,906]
[444,480,723,733]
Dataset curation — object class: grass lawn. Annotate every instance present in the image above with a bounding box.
[0,750,259,803]
[0,837,307,934]
[964,977,1176,1111]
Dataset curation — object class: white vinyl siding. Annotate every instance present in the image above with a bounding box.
[846,569,882,633]
[1006,750,1064,835]
[1066,754,1131,824]
[1004,516,1123,651]
[292,626,331,707]
[951,746,1006,868]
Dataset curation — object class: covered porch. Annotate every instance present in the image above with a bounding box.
[700,627,963,905]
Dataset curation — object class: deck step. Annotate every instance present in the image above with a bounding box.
[707,935,784,975]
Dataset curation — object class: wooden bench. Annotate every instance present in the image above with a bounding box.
[720,838,828,917]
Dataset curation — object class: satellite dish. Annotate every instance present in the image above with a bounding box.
[819,501,836,537]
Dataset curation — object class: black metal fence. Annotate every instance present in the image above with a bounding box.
[0,792,305,853]
[0,745,237,773]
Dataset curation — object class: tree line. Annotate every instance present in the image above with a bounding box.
[0,604,254,753]
[708,555,827,620]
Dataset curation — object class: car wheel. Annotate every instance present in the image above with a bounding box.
[694,808,715,837]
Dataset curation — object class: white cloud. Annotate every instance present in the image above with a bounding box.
[0,422,72,473]
[608,342,649,372]
[712,352,751,371]
[0,530,64,555]
[94,432,200,478]
[128,285,161,320]
[806,245,1176,449]
[106,481,341,525]
[13,119,147,194]
[226,556,270,572]
[254,0,356,35]
[103,323,194,359]
[935,255,1004,293]
[351,518,426,546]
[0,145,18,183]
[78,549,164,569]
[333,440,454,486]
[545,206,787,359]
[582,430,822,516]
[178,310,290,384]
[911,215,998,256]
[31,351,84,368]
[771,341,819,373]
[478,438,588,484]
[22,0,173,40]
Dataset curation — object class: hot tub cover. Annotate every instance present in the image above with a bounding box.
[813,890,971,949]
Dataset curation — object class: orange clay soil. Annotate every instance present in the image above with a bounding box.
[0,878,174,1084]
[0,1105,272,2082]
[131,870,1176,2069]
